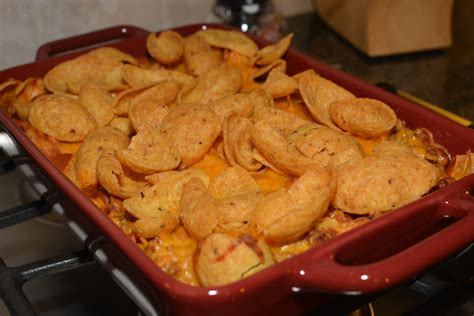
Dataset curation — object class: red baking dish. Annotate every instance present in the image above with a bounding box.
[1,24,473,316]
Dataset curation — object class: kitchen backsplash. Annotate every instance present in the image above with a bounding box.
[0,0,312,70]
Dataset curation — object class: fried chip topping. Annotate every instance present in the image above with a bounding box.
[197,29,259,57]
[332,155,441,215]
[330,98,397,137]
[296,70,354,130]
[28,94,96,142]
[3,26,465,288]
[146,31,184,65]
[161,103,222,168]
[44,47,135,94]
[75,126,129,189]
[117,127,181,174]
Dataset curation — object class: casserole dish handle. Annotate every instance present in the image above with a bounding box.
[293,182,474,294]
[35,25,149,61]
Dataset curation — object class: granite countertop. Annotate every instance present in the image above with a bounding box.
[286,1,474,122]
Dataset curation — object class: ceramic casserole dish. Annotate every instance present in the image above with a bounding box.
[0,24,473,316]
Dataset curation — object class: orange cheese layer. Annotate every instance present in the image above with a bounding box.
[353,134,389,156]
[274,96,313,121]
[191,141,291,194]
[191,146,230,180]
[58,141,82,154]
[145,226,199,286]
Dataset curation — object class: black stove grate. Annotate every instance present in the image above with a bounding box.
[0,194,54,230]
[0,249,93,316]
[0,157,94,316]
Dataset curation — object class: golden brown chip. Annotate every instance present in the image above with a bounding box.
[122,64,194,88]
[68,58,124,94]
[161,104,222,168]
[44,62,70,94]
[28,94,96,142]
[249,87,274,107]
[250,167,335,244]
[133,216,179,238]
[180,64,242,104]
[44,47,135,94]
[251,121,324,176]
[110,117,133,136]
[0,79,20,92]
[145,170,178,185]
[224,49,253,67]
[209,166,261,199]
[134,80,180,107]
[129,102,168,132]
[261,68,298,98]
[87,47,137,64]
[195,233,274,286]
[124,169,209,219]
[223,116,247,162]
[373,141,417,158]
[252,59,286,79]
[287,124,364,169]
[223,114,262,171]
[145,168,209,187]
[135,56,163,70]
[179,177,219,239]
[52,61,88,94]
[17,120,61,159]
[0,79,20,117]
[112,85,151,116]
[145,168,209,185]
[216,192,262,233]
[13,78,46,120]
[96,153,149,199]
[184,35,222,76]
[78,84,114,127]
[75,127,129,189]
[329,98,397,137]
[253,95,310,137]
[128,81,180,131]
[146,31,184,65]
[252,149,285,175]
[117,127,180,174]
[208,93,255,123]
[63,153,81,187]
[332,156,441,215]
[168,61,188,74]
[255,33,294,66]
[54,92,79,100]
[217,141,227,160]
[196,29,259,57]
[295,70,354,130]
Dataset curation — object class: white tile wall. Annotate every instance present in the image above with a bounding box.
[0,0,312,70]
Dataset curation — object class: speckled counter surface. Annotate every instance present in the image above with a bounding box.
[286,0,474,122]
